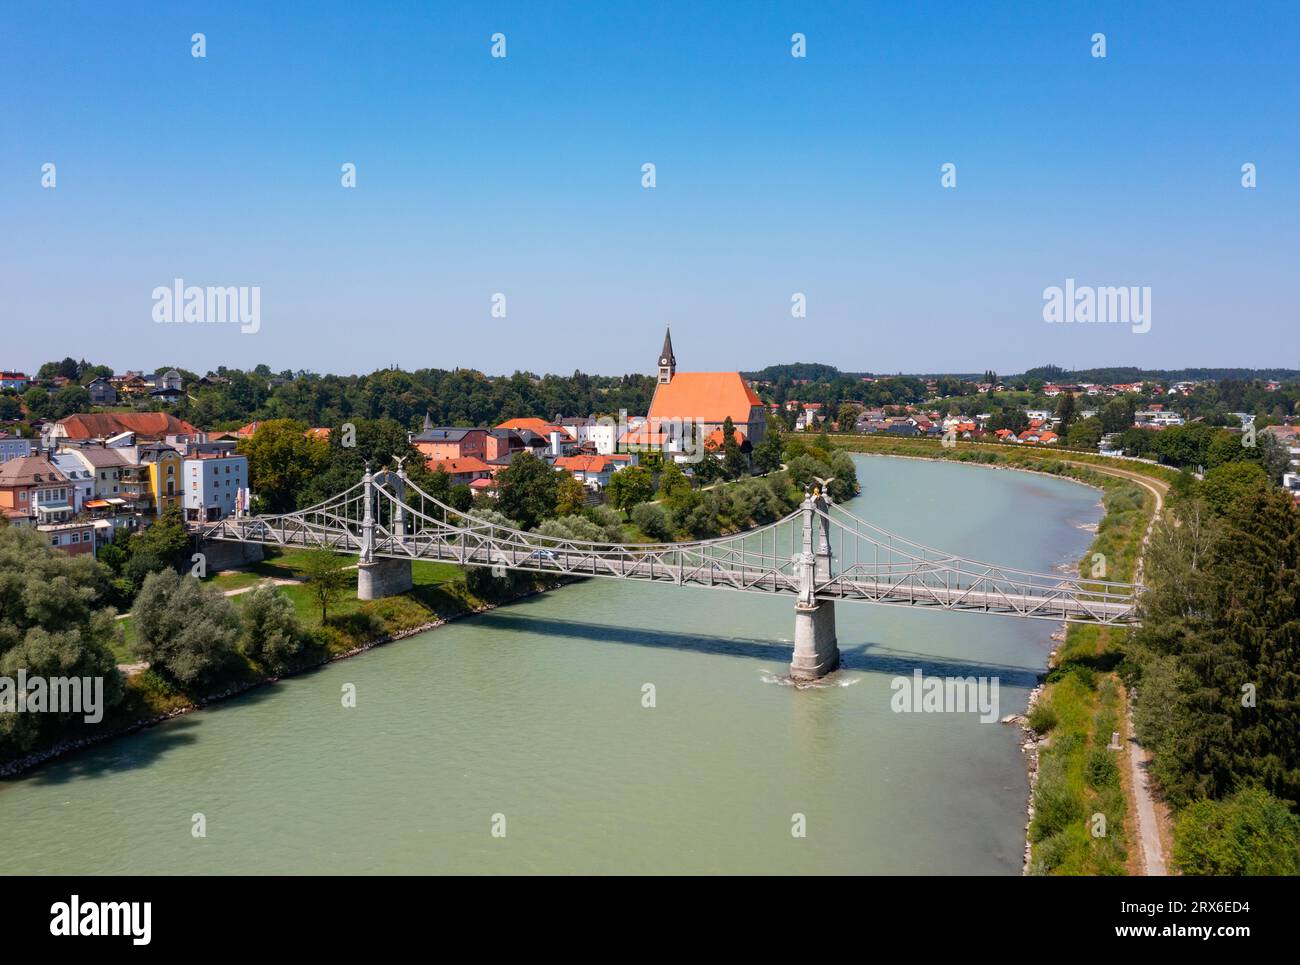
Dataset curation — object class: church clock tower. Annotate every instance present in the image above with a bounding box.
[657,326,676,384]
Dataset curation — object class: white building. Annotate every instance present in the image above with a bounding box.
[183,453,248,521]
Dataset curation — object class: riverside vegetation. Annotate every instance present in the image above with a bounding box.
[839,434,1300,875]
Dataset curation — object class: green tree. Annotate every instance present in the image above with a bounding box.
[554,474,588,516]
[239,584,305,672]
[1173,788,1300,876]
[1200,461,1268,517]
[130,570,241,691]
[496,451,560,530]
[753,423,784,474]
[1055,390,1077,434]
[657,461,697,515]
[0,527,124,757]
[237,419,329,513]
[721,417,748,480]
[631,502,672,541]
[299,548,350,624]
[606,466,654,511]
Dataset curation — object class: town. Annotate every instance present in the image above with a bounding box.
[2,344,1297,565]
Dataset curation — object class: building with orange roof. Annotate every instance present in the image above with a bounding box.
[52,412,199,443]
[425,456,493,487]
[645,327,765,460]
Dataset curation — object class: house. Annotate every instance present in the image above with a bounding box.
[496,418,577,456]
[49,452,95,512]
[0,372,30,391]
[183,453,249,521]
[51,412,199,443]
[425,456,494,487]
[412,418,490,461]
[137,443,184,516]
[0,455,75,527]
[39,520,97,557]
[645,328,766,460]
[87,376,118,405]
[0,432,34,464]
[555,454,619,490]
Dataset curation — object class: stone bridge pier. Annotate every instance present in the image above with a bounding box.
[356,462,413,600]
[790,485,839,680]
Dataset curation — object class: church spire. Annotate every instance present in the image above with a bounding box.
[657,326,676,384]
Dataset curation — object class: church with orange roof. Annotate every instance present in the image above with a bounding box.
[646,327,766,456]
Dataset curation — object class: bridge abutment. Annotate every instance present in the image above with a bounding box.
[357,558,413,600]
[791,600,839,680]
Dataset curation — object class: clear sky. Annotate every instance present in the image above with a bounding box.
[2,0,1296,377]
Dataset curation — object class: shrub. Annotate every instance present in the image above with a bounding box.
[1173,788,1300,876]
[631,502,672,541]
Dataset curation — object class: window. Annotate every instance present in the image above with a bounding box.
[71,533,79,543]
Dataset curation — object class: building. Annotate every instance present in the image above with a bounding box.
[86,376,118,405]
[183,453,248,521]
[39,520,98,557]
[0,432,34,464]
[137,443,183,515]
[425,456,493,487]
[554,454,618,490]
[411,419,490,461]
[645,328,766,460]
[0,372,29,391]
[0,455,74,527]
[50,412,199,444]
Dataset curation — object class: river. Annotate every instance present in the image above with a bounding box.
[0,454,1101,874]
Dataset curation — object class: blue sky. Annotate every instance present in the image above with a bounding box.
[2,0,1296,377]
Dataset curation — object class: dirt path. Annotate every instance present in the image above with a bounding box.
[1057,458,1171,876]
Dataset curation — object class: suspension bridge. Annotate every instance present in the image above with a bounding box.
[198,463,1142,679]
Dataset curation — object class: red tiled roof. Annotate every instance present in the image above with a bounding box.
[555,455,613,473]
[426,456,492,475]
[58,412,198,440]
[648,373,761,424]
[496,418,574,441]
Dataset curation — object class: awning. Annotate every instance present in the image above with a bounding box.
[37,502,72,513]
[85,499,110,509]
[105,497,127,506]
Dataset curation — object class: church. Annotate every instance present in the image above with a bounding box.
[646,328,766,457]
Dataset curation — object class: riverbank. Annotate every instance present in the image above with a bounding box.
[0,567,570,779]
[835,436,1165,875]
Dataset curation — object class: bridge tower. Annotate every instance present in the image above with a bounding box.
[790,484,840,680]
[356,462,414,600]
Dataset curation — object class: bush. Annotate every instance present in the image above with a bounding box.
[1085,747,1120,789]
[631,502,672,541]
[1027,701,1058,734]
[130,570,242,692]
[240,584,304,673]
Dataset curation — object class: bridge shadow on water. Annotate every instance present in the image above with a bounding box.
[475,612,1044,688]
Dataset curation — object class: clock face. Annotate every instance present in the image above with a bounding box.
[660,358,668,365]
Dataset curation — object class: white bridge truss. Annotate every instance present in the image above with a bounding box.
[198,466,1141,626]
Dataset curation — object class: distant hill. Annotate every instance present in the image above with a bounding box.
[746,362,1298,383]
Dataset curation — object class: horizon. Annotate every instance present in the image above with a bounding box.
[3,0,1297,375]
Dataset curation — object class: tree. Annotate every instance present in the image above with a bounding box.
[0,527,124,756]
[631,502,672,541]
[554,474,588,517]
[605,466,654,511]
[836,403,857,431]
[1173,788,1300,876]
[135,503,190,571]
[130,570,241,691]
[753,423,784,474]
[237,419,329,513]
[1200,461,1268,517]
[496,451,560,530]
[240,584,305,672]
[299,549,350,624]
[657,461,697,515]
[721,417,748,480]
[1055,390,1077,434]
